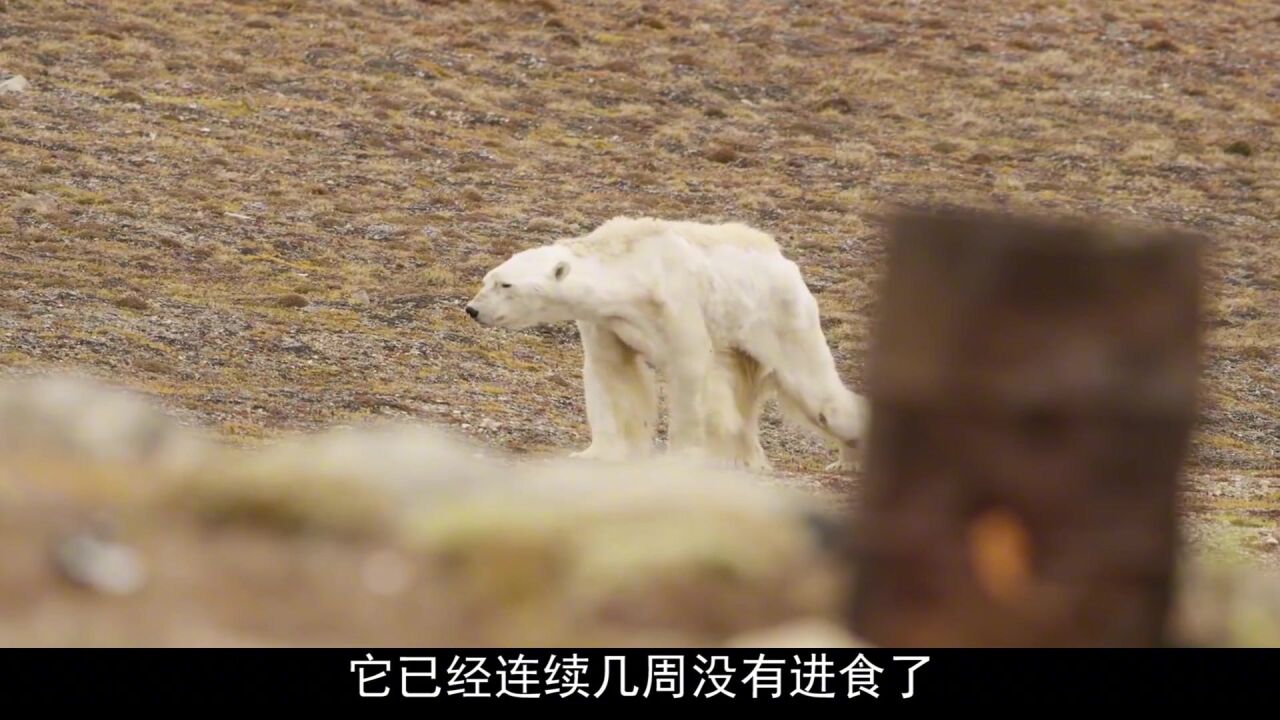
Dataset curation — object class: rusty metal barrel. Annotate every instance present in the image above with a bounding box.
[847,206,1204,647]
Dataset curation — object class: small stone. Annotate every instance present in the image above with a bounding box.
[364,223,402,241]
[526,217,562,233]
[115,294,150,311]
[1223,141,1254,157]
[55,533,147,596]
[814,97,854,114]
[705,145,739,163]
[109,89,146,105]
[0,75,30,94]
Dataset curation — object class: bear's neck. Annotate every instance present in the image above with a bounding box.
[549,255,623,323]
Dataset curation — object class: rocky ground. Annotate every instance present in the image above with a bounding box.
[1,0,1277,585]
[3,373,1278,648]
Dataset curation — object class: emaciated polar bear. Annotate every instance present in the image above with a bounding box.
[465,217,868,473]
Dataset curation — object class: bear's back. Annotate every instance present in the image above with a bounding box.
[556,216,780,259]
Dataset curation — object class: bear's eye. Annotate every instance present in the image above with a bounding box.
[500,282,512,289]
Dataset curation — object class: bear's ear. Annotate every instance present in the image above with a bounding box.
[553,260,570,282]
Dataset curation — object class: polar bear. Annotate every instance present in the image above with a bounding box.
[464,216,868,473]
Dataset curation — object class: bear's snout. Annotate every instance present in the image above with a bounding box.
[465,305,479,320]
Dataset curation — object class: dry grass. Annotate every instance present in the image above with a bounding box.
[1,0,1277,560]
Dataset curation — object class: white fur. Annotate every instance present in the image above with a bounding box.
[465,216,868,473]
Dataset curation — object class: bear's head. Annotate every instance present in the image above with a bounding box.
[817,390,871,446]
[465,245,576,330]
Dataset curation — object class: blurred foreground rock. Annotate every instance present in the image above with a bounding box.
[1170,560,1280,647]
[0,373,210,510]
[1,373,1276,647]
[0,374,846,647]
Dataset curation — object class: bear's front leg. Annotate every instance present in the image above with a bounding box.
[572,322,657,461]
[825,441,862,473]
[701,359,764,471]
